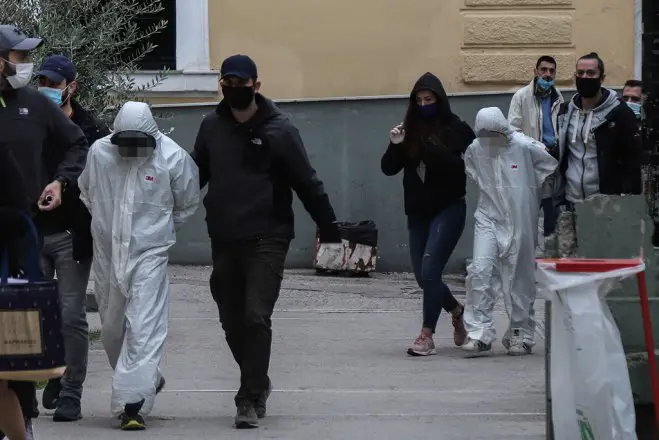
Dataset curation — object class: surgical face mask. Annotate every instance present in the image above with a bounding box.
[537,77,554,91]
[575,76,602,98]
[38,87,65,106]
[221,85,255,110]
[418,103,438,119]
[1,60,34,89]
[626,102,641,119]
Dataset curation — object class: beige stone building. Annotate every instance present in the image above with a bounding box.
[139,0,638,104]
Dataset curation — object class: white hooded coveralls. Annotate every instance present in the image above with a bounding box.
[463,107,558,346]
[78,102,200,416]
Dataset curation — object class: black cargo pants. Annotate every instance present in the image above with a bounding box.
[210,237,290,406]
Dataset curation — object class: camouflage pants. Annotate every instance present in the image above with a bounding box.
[544,204,578,258]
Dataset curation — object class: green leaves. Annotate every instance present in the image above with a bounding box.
[1,0,169,124]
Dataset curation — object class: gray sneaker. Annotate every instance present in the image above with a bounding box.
[255,380,273,419]
[235,402,258,429]
[53,396,82,422]
[507,342,533,356]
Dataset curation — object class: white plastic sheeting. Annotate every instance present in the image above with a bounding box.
[537,260,641,440]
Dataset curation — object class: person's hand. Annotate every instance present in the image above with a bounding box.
[38,180,63,211]
[389,123,405,145]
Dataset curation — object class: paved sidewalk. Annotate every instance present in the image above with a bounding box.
[34,266,546,439]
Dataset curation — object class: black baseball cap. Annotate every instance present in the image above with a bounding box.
[36,55,76,83]
[0,25,43,52]
[220,54,258,80]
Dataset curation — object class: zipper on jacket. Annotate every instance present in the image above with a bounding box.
[579,113,588,199]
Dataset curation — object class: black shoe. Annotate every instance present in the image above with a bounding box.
[235,401,258,429]
[53,396,82,422]
[42,379,62,410]
[156,376,166,394]
[120,400,146,431]
[255,380,273,419]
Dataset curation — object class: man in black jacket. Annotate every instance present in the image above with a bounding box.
[552,52,642,256]
[34,54,109,422]
[192,54,341,429]
[0,24,88,427]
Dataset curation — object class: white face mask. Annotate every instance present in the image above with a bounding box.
[4,61,34,89]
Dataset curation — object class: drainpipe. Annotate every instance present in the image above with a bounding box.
[635,0,643,80]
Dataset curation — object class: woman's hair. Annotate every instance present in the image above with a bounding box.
[401,90,453,158]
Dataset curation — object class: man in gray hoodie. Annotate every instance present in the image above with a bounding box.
[552,52,642,256]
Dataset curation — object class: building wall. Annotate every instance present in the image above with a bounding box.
[206,0,635,100]
[161,90,585,272]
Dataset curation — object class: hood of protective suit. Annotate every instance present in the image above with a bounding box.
[474,107,513,138]
[113,101,161,139]
[410,72,453,118]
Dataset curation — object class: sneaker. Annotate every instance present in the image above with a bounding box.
[42,378,62,410]
[407,333,436,356]
[507,342,533,356]
[461,338,492,357]
[452,306,468,347]
[120,400,146,431]
[235,401,258,429]
[255,380,273,419]
[53,396,82,422]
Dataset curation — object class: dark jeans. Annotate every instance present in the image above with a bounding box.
[541,197,557,237]
[408,199,466,332]
[210,237,290,406]
[40,231,91,402]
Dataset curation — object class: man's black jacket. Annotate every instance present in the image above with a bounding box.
[35,98,109,261]
[0,86,88,208]
[554,90,642,203]
[192,94,340,243]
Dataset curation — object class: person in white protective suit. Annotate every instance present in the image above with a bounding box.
[462,107,558,356]
[78,101,200,430]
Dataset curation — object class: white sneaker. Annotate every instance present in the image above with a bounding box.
[507,342,532,356]
[461,338,492,357]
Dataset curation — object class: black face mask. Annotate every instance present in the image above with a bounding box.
[222,86,255,110]
[575,77,602,98]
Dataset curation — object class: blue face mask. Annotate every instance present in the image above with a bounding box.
[537,77,554,91]
[627,102,641,119]
[38,87,64,107]
[418,103,438,119]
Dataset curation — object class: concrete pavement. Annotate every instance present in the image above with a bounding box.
[34,266,546,439]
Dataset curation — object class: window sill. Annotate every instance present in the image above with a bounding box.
[130,70,219,93]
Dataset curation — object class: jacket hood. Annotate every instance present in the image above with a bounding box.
[570,87,620,115]
[474,107,512,137]
[113,101,160,138]
[411,72,452,117]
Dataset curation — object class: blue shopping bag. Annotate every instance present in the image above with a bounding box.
[0,212,66,380]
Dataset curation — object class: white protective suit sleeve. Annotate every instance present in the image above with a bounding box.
[78,145,96,210]
[525,137,559,187]
[170,150,200,230]
[463,141,479,183]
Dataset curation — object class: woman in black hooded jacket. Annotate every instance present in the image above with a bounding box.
[381,73,475,357]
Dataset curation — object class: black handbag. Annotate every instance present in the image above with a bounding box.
[0,212,66,380]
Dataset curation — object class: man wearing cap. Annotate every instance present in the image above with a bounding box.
[34,54,110,422]
[192,54,342,429]
[0,24,87,438]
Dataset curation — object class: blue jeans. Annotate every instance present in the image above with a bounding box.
[541,198,557,237]
[408,199,466,332]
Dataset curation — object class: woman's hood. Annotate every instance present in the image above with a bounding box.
[411,72,452,117]
[113,101,160,138]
